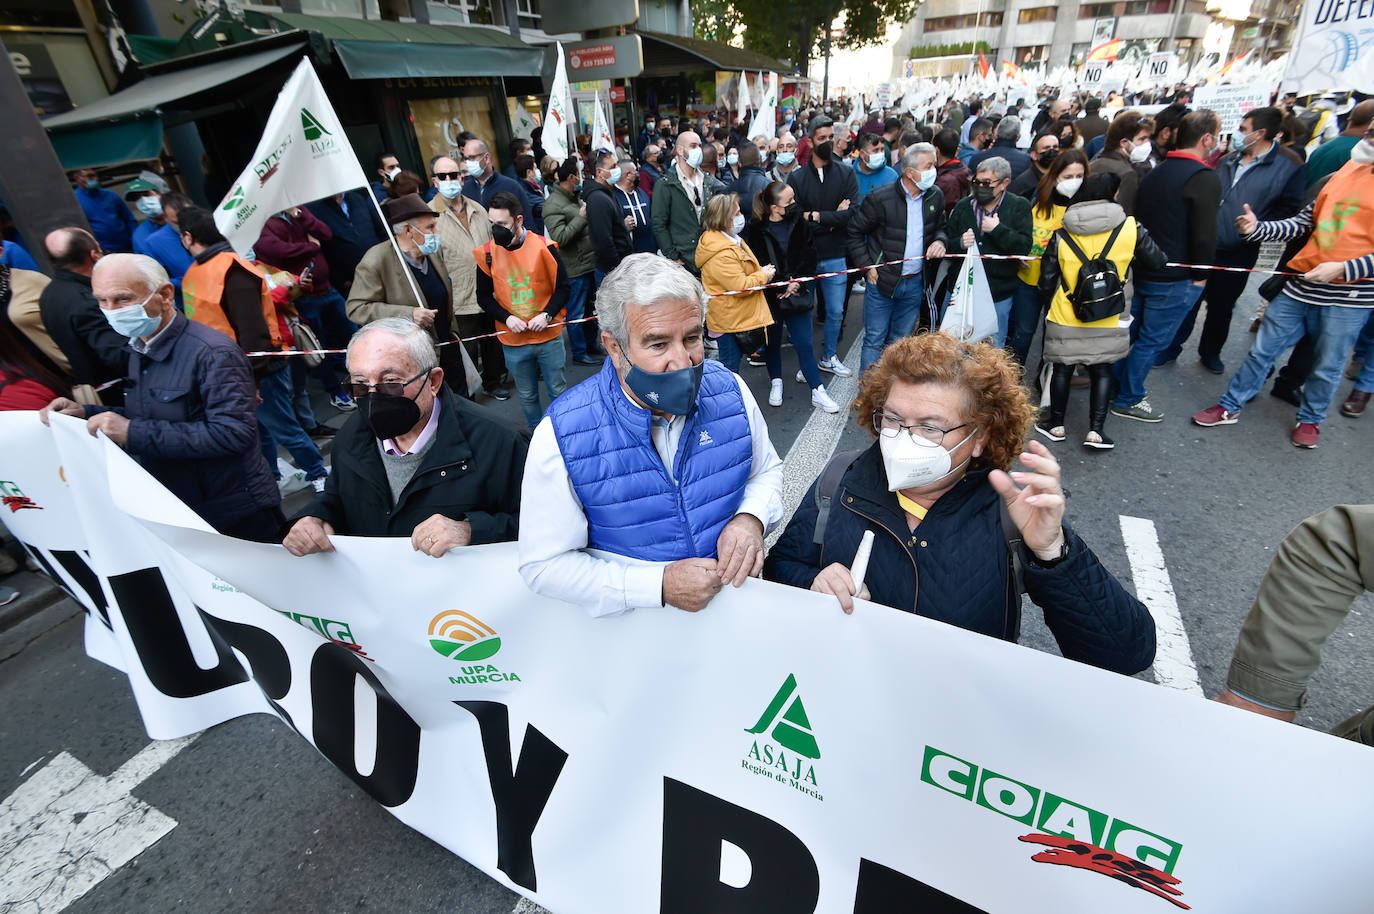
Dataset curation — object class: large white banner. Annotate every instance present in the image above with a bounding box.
[4,411,1374,913]
[1192,82,1276,136]
[1284,0,1374,96]
[213,58,372,252]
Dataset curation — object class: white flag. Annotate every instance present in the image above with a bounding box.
[591,90,615,154]
[544,42,572,162]
[511,101,537,142]
[213,58,370,253]
[737,69,751,124]
[746,72,777,142]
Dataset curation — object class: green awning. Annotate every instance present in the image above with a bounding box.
[127,34,179,65]
[633,30,790,75]
[46,115,166,170]
[257,12,546,79]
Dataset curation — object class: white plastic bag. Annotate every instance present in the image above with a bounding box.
[938,240,999,343]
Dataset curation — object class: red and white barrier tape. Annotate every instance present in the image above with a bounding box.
[243,316,599,359]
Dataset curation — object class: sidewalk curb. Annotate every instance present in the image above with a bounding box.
[0,570,66,634]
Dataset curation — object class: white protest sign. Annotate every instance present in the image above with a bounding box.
[1145,52,1174,83]
[1284,0,1374,95]
[875,82,893,108]
[1193,81,1275,135]
[4,411,1374,914]
[1082,64,1105,88]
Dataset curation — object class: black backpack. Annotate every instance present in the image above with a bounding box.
[1056,222,1127,323]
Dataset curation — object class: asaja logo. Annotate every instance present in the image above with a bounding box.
[429,610,523,685]
[300,107,331,141]
[0,480,42,512]
[741,674,823,801]
[220,185,245,211]
[429,609,500,660]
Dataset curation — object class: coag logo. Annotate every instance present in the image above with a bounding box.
[741,674,823,801]
[300,107,331,141]
[428,610,501,661]
[0,480,42,512]
[221,185,245,211]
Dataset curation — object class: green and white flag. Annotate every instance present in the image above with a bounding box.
[511,101,537,142]
[544,43,572,162]
[591,89,615,154]
[213,58,369,253]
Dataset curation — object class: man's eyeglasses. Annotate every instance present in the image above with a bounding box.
[433,171,461,181]
[461,153,484,163]
[348,368,432,400]
[971,180,1000,189]
[872,411,970,446]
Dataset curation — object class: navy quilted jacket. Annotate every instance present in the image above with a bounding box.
[763,446,1155,675]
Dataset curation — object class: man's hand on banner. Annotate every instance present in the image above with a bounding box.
[87,412,130,446]
[283,516,336,556]
[810,563,871,615]
[716,513,765,587]
[1303,261,1346,284]
[988,440,1066,561]
[39,398,85,425]
[413,307,437,329]
[411,514,472,557]
[662,557,722,611]
[961,228,976,248]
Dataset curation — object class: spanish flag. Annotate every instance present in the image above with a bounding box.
[1002,59,1021,80]
[978,52,990,79]
[1087,39,1120,62]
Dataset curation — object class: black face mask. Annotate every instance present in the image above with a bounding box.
[1038,150,1058,167]
[814,141,834,162]
[973,185,997,205]
[490,223,518,249]
[783,201,798,219]
[361,386,426,441]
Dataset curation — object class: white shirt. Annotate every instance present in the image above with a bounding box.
[518,371,784,617]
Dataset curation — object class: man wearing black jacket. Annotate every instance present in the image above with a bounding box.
[583,150,633,286]
[283,318,527,556]
[38,226,126,400]
[305,189,384,295]
[788,114,861,376]
[1111,110,1223,424]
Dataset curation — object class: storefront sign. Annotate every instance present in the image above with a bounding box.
[9,42,73,117]
[609,87,626,104]
[563,35,643,82]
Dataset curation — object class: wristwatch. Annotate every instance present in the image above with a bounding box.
[1026,537,1070,569]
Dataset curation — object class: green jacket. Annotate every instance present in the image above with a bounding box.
[542,183,595,277]
[944,191,1033,301]
[651,163,721,273]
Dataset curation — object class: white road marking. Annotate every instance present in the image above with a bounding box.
[512,898,551,914]
[1119,516,1204,696]
[0,734,197,913]
[768,336,865,548]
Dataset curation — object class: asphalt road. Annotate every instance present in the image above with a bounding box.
[2,275,1372,913]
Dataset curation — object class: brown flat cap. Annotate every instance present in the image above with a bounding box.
[381,193,432,224]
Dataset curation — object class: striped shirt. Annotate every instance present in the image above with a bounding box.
[1246,202,1374,308]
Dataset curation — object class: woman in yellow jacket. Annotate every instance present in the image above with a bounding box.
[1036,175,1167,450]
[695,192,775,372]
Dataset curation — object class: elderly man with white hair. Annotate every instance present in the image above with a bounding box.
[845,142,949,373]
[283,317,527,557]
[518,254,783,616]
[40,253,282,541]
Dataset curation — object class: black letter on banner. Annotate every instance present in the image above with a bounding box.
[201,615,295,727]
[108,567,250,698]
[852,858,989,913]
[453,700,568,892]
[311,643,421,808]
[659,778,820,914]
[21,544,111,629]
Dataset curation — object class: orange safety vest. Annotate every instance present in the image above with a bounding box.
[1288,160,1374,278]
[473,233,564,347]
[182,252,282,349]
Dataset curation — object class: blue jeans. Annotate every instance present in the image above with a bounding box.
[1112,280,1205,408]
[1219,293,1374,424]
[566,274,593,358]
[765,304,823,389]
[257,366,326,480]
[861,274,923,374]
[991,295,1015,349]
[289,360,318,429]
[1352,309,1374,392]
[503,338,567,430]
[1008,280,1044,365]
[295,288,357,394]
[716,332,743,373]
[816,256,848,360]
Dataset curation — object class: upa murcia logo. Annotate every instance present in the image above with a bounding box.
[0,480,42,512]
[428,610,522,684]
[301,106,341,161]
[742,674,823,801]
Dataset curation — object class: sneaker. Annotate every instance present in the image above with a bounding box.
[853,280,866,293]
[1199,353,1225,374]
[1035,424,1066,442]
[485,386,511,401]
[811,385,840,413]
[819,357,852,377]
[1191,405,1239,427]
[795,370,806,383]
[306,424,336,438]
[311,476,327,494]
[329,392,356,411]
[1111,398,1164,422]
[768,378,783,407]
[747,349,767,368]
[1082,430,1115,450]
[1291,421,1320,449]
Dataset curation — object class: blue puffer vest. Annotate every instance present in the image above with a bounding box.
[548,358,753,561]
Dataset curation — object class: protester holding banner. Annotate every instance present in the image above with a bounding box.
[763,333,1155,674]
[518,254,783,617]
[944,157,1033,350]
[41,254,283,542]
[283,318,526,557]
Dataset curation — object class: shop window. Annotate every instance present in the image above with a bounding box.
[1015,45,1048,63]
[410,95,498,169]
[1123,0,1175,13]
[924,11,1003,31]
[1018,7,1057,23]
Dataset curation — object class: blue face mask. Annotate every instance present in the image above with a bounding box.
[867,151,886,170]
[916,168,936,191]
[103,290,163,339]
[608,166,623,184]
[685,147,703,169]
[438,179,462,199]
[776,151,796,166]
[82,178,100,191]
[623,357,704,416]
[418,232,441,256]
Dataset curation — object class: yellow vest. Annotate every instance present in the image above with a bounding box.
[1047,218,1138,329]
[1018,202,1067,286]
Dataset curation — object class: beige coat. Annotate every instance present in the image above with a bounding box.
[429,193,491,317]
[345,241,453,337]
[7,268,66,372]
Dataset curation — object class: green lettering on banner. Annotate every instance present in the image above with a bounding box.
[975,770,1040,825]
[1036,793,1107,846]
[1106,819,1183,874]
[920,746,977,800]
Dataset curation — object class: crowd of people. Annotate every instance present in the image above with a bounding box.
[0,83,1370,743]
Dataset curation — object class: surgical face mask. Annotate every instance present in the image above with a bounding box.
[410,224,441,256]
[731,213,746,234]
[386,166,401,181]
[916,168,936,190]
[814,141,834,162]
[867,151,886,169]
[607,166,622,184]
[360,374,430,440]
[1056,177,1083,198]
[465,159,484,178]
[1128,140,1152,164]
[1234,129,1261,152]
[879,427,974,491]
[103,290,163,339]
[684,146,703,169]
[135,195,162,217]
[438,179,462,199]
[623,356,704,416]
[776,151,796,166]
[726,150,739,166]
[82,178,100,191]
[1350,139,1374,165]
